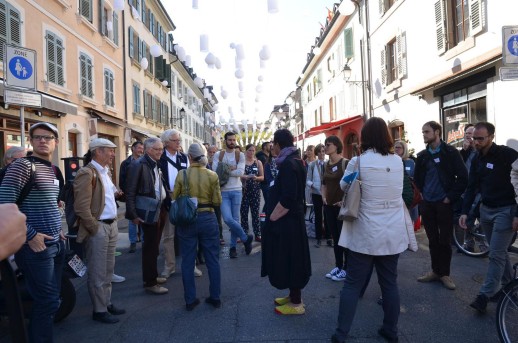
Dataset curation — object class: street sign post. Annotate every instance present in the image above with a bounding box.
[502,26,518,66]
[3,89,42,108]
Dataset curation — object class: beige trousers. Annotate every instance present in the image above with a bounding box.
[85,221,118,313]
[160,219,176,275]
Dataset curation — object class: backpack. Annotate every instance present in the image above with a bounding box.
[61,166,97,230]
[215,150,240,187]
[0,157,37,206]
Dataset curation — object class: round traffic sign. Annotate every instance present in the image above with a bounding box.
[8,57,33,80]
[508,35,518,57]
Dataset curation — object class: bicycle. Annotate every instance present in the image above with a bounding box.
[453,222,489,257]
[496,262,518,343]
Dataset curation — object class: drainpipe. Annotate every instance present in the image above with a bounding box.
[121,11,129,136]
[365,0,373,117]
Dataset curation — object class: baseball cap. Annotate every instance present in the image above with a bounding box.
[29,122,59,139]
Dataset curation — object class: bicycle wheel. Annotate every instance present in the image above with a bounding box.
[453,224,489,257]
[496,279,518,343]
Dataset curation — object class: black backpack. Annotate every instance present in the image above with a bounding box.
[0,157,37,206]
[61,166,97,230]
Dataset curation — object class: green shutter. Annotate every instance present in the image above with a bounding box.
[128,26,134,58]
[46,32,56,83]
[8,5,20,45]
[56,37,64,86]
[113,12,119,45]
[344,28,353,58]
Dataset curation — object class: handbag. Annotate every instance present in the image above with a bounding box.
[338,156,361,222]
[169,170,198,226]
[135,195,161,224]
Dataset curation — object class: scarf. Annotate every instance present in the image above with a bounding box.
[275,146,297,165]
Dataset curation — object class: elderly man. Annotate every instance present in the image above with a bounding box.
[159,129,193,278]
[2,146,26,167]
[74,138,125,324]
[0,122,64,341]
[126,138,168,295]
[119,141,144,253]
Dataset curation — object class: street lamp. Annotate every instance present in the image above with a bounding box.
[342,64,369,87]
[171,107,185,127]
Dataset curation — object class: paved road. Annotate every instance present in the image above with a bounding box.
[1,210,515,342]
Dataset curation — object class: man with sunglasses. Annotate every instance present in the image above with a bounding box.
[0,122,64,341]
[460,122,518,313]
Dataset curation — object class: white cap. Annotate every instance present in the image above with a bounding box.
[89,138,117,151]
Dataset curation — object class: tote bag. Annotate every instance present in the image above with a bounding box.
[338,157,361,222]
[169,170,198,226]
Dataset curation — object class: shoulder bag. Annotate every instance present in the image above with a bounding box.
[169,169,198,226]
[337,156,362,222]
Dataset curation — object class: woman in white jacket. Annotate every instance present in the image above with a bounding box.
[332,117,409,343]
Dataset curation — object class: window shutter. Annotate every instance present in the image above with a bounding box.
[137,37,142,61]
[80,54,87,95]
[141,1,146,25]
[143,90,148,117]
[344,28,354,59]
[81,0,92,22]
[46,32,56,84]
[87,57,93,97]
[110,72,114,106]
[434,0,447,54]
[379,0,386,15]
[469,0,484,36]
[98,0,105,35]
[56,37,64,86]
[113,12,119,45]
[396,31,407,79]
[104,70,109,105]
[128,27,134,58]
[0,2,7,60]
[380,47,387,86]
[133,31,138,60]
[8,5,20,45]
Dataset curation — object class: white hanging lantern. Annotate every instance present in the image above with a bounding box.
[238,92,245,99]
[113,0,124,11]
[150,45,162,58]
[185,55,192,67]
[256,85,263,93]
[161,80,169,87]
[221,90,228,99]
[235,44,245,60]
[258,75,264,82]
[267,0,279,13]
[140,57,149,70]
[259,45,271,60]
[260,60,266,68]
[200,34,209,52]
[235,57,243,69]
[106,20,113,32]
[235,69,244,79]
[213,104,219,111]
[229,42,236,49]
[238,81,244,91]
[204,88,211,99]
[338,0,356,16]
[187,88,195,96]
[205,52,216,68]
[194,77,204,88]
[177,46,186,61]
[192,0,199,9]
[215,58,222,69]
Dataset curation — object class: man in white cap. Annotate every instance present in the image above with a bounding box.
[0,122,65,341]
[74,138,126,324]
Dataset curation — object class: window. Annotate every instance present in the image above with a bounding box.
[435,0,484,54]
[68,132,78,157]
[329,97,335,121]
[132,82,140,114]
[379,0,397,15]
[380,31,407,86]
[79,0,92,22]
[104,68,114,107]
[79,53,93,97]
[0,1,22,61]
[46,31,65,86]
[100,7,119,45]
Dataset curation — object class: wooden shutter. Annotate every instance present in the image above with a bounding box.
[143,90,148,117]
[46,32,56,84]
[344,28,354,59]
[396,31,407,79]
[56,37,64,86]
[469,0,483,36]
[379,0,386,15]
[380,47,387,86]
[86,56,93,97]
[8,5,20,45]
[128,26,134,58]
[80,54,87,95]
[98,0,105,35]
[80,0,92,22]
[434,0,447,54]
[104,70,109,105]
[113,12,119,45]
[0,2,7,61]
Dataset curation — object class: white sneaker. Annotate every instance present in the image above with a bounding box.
[325,267,340,279]
[332,269,347,281]
[111,274,126,283]
[194,266,203,277]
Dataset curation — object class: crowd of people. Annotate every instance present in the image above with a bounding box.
[0,118,517,342]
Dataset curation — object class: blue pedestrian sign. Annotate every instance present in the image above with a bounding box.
[502,26,518,66]
[3,44,37,90]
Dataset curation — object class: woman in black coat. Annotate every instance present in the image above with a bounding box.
[261,129,311,315]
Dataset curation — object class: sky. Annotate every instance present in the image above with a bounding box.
[164,0,337,126]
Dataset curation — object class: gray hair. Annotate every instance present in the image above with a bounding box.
[188,143,208,166]
[3,146,26,165]
[161,129,180,143]
[144,137,162,151]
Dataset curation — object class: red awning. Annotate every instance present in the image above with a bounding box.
[305,115,363,138]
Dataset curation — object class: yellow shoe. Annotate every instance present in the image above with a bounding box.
[274,296,290,306]
[275,303,305,315]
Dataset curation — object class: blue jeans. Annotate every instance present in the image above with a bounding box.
[128,220,142,244]
[335,251,400,341]
[479,204,516,297]
[177,212,221,304]
[15,241,65,343]
[220,190,247,248]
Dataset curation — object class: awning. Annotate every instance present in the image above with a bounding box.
[306,115,363,138]
[410,48,501,95]
[0,80,78,115]
[129,126,158,138]
[88,108,126,127]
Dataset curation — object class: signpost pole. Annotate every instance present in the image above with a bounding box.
[20,106,25,147]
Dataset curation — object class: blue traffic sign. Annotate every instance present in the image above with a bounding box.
[508,35,518,57]
[8,56,33,80]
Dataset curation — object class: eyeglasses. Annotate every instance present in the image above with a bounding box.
[169,139,180,143]
[31,135,55,142]
[394,146,403,149]
[151,147,164,152]
[472,136,489,141]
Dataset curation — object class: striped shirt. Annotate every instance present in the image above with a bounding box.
[0,157,61,243]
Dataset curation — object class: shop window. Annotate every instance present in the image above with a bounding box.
[0,1,22,61]
[435,0,484,54]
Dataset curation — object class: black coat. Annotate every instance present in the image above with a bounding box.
[261,151,311,290]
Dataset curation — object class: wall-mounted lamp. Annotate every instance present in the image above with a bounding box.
[170,107,185,125]
[342,65,369,88]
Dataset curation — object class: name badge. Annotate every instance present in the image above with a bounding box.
[252,167,258,171]
[180,163,187,167]
[434,158,440,163]
[332,166,338,172]
[270,180,275,187]
[53,179,59,186]
[405,167,411,171]
[486,163,494,169]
